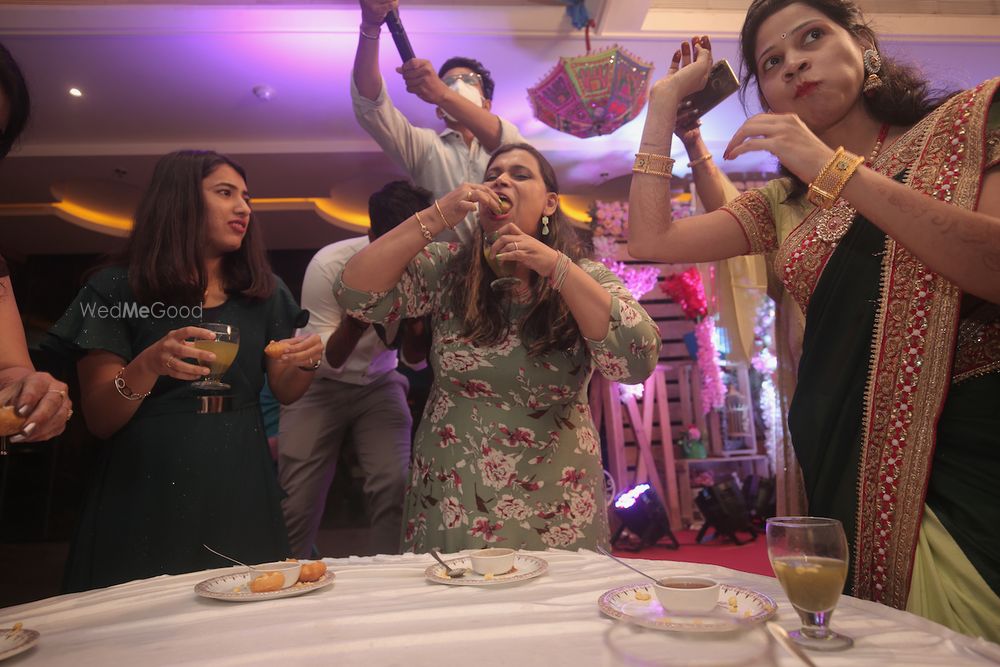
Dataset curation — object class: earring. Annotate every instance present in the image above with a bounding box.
[541,215,550,236]
[863,48,883,94]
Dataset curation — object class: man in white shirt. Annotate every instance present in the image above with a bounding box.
[351,0,526,245]
[278,181,431,557]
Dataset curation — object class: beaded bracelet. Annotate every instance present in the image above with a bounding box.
[633,152,675,178]
[414,210,434,242]
[807,147,865,210]
[114,366,151,401]
[687,153,713,168]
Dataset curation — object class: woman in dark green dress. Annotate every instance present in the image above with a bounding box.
[46,151,324,592]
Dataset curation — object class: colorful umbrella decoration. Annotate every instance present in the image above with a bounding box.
[527,45,653,139]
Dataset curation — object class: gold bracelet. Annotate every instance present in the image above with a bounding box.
[414,210,434,242]
[633,152,675,177]
[433,200,456,230]
[807,147,865,210]
[114,366,151,401]
[359,24,380,40]
[687,153,713,168]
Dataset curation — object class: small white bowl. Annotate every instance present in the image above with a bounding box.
[248,561,302,590]
[469,548,516,576]
[654,576,719,615]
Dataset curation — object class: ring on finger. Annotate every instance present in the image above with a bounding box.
[47,388,67,398]
[513,241,518,252]
[66,408,73,422]
[166,357,175,370]
[466,190,474,201]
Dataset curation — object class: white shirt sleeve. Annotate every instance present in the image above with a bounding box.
[351,74,438,176]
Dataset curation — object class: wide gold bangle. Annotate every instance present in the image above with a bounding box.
[807,147,865,210]
[633,152,675,178]
[414,210,434,242]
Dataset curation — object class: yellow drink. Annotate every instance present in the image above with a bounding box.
[192,339,239,377]
[772,556,847,613]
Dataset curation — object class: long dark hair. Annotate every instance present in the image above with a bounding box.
[738,0,954,197]
[120,150,274,305]
[0,42,30,159]
[446,143,585,356]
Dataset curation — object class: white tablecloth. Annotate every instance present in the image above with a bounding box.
[1,550,997,666]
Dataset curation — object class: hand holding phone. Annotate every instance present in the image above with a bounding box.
[678,59,739,120]
[384,9,416,63]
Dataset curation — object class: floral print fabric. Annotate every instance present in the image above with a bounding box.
[336,242,660,552]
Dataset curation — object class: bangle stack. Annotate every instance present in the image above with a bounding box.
[114,366,151,401]
[414,210,434,242]
[807,147,865,210]
[360,24,380,40]
[632,152,675,178]
[434,200,456,230]
[549,252,571,292]
[687,153,713,168]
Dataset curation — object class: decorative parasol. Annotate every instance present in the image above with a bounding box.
[527,45,653,139]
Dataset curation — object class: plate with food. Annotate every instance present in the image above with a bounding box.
[195,560,334,602]
[424,553,547,586]
[0,624,40,662]
[598,583,777,633]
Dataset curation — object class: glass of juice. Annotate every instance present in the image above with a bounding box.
[191,322,240,391]
[482,231,522,292]
[766,516,853,651]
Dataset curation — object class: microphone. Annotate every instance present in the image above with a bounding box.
[384,9,416,63]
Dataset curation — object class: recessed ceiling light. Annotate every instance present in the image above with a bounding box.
[69,87,83,97]
[253,85,276,101]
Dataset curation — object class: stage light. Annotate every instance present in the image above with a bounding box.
[611,483,678,551]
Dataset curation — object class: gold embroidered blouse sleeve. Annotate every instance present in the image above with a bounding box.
[719,181,784,255]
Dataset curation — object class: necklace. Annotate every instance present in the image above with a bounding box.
[814,123,890,245]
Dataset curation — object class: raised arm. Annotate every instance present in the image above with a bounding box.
[342,184,499,293]
[628,41,750,264]
[353,0,395,101]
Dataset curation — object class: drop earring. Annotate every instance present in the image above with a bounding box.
[863,48,882,95]
[541,215,550,236]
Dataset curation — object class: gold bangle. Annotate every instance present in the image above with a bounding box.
[808,147,865,210]
[433,200,455,230]
[633,152,675,178]
[687,153,713,168]
[114,366,151,401]
[414,210,434,242]
[359,24,380,40]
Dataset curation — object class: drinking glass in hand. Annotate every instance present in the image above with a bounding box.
[191,323,240,391]
[483,231,522,292]
[766,516,853,651]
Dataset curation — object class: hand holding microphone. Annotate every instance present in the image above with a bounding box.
[384,8,415,63]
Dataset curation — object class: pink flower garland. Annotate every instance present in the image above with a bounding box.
[660,267,725,413]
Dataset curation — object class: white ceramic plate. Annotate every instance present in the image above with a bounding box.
[194,570,335,602]
[598,583,777,633]
[0,627,40,662]
[424,554,548,586]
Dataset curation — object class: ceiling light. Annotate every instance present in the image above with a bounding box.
[69,87,83,97]
[253,85,276,101]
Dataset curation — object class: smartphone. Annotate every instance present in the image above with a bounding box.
[679,59,739,119]
[384,9,416,63]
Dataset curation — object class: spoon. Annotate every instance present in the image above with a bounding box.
[595,545,660,584]
[203,544,250,568]
[430,549,468,578]
[766,622,818,667]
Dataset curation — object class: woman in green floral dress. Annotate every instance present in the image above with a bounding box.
[338,144,661,552]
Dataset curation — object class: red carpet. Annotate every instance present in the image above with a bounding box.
[613,529,775,578]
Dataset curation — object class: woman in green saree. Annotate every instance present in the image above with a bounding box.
[628,0,1000,641]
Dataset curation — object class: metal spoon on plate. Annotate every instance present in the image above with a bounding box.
[430,549,468,578]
